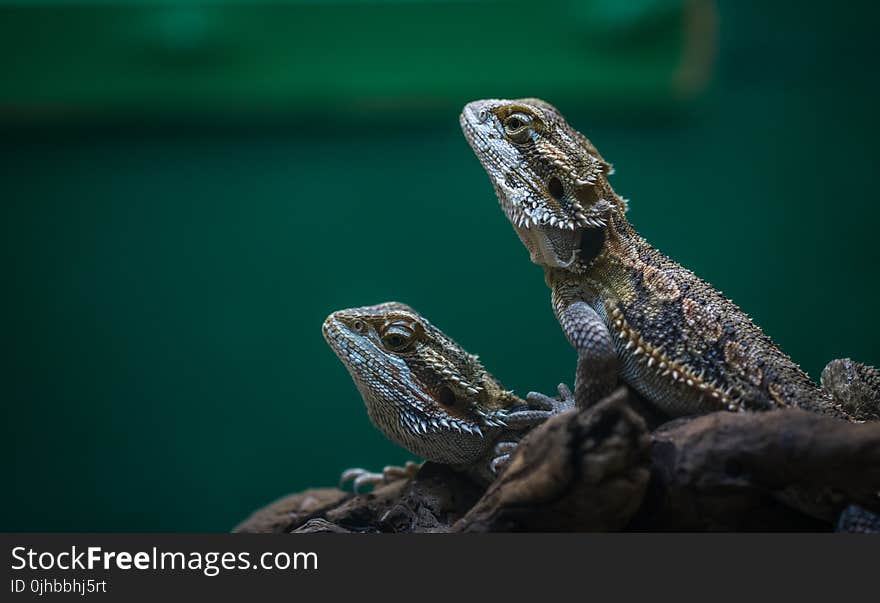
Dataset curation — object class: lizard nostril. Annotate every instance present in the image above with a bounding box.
[477,107,489,124]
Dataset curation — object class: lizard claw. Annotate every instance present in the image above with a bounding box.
[339,461,421,494]
[486,441,520,476]
[526,383,576,414]
[485,440,520,477]
[501,408,554,429]
[493,441,518,456]
[501,384,576,430]
[339,468,384,494]
[489,453,511,475]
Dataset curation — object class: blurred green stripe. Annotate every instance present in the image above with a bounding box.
[0,0,715,121]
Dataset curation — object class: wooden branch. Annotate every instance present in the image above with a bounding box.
[453,388,652,532]
[233,488,349,533]
[636,409,880,530]
[236,388,880,533]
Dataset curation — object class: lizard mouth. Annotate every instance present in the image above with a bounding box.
[579,223,607,267]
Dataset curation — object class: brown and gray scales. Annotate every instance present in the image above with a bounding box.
[461,98,876,421]
[586,215,838,416]
[323,302,566,484]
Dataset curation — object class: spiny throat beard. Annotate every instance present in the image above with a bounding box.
[515,223,582,268]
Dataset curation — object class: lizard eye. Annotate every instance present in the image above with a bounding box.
[381,324,415,351]
[503,113,532,142]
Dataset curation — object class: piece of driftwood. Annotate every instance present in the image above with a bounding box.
[454,389,652,532]
[233,488,349,534]
[235,388,880,533]
[234,461,483,534]
[638,407,880,530]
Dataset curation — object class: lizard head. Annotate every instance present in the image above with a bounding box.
[322,302,519,465]
[460,98,625,270]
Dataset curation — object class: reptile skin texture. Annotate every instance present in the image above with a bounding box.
[461,98,879,421]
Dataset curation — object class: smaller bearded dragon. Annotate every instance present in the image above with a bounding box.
[322,302,571,491]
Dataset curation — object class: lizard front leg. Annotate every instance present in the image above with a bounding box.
[555,297,618,409]
[339,461,422,494]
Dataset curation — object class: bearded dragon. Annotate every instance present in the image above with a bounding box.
[322,302,570,490]
[461,98,878,421]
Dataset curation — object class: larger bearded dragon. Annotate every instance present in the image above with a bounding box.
[461,98,879,421]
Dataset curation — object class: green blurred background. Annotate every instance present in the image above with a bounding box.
[3,0,878,531]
